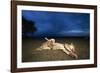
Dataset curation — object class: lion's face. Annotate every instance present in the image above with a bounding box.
[69,43,75,52]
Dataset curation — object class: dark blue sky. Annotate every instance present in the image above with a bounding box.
[22,10,90,37]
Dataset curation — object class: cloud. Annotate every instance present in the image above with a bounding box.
[58,30,89,36]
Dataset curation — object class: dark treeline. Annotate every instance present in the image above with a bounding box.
[22,16,37,38]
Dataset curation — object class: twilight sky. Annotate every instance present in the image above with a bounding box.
[22,10,90,37]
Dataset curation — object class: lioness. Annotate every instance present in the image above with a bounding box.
[36,38,78,59]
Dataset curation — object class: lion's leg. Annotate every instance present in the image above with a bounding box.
[62,49,78,59]
[62,49,70,55]
[69,52,78,59]
[36,46,51,51]
[43,47,51,50]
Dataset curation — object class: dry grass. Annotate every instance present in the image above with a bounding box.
[22,37,90,62]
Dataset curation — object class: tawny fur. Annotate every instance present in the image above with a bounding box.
[36,38,78,59]
[36,38,55,50]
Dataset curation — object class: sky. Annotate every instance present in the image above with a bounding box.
[22,10,90,37]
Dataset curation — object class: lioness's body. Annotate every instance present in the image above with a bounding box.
[36,38,78,59]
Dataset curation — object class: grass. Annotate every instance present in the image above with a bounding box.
[22,37,90,62]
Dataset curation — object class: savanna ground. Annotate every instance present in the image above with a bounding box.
[22,37,90,62]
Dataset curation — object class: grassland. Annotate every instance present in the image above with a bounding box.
[22,37,90,62]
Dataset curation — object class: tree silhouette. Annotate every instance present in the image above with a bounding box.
[22,16,37,38]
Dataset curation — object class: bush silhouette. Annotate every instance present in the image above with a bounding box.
[22,16,37,37]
